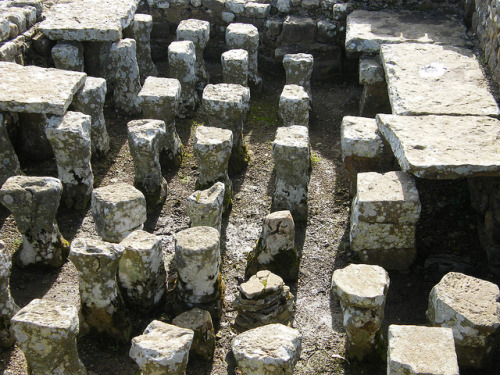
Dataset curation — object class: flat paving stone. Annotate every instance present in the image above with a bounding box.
[380,43,499,116]
[0,62,86,115]
[377,114,500,179]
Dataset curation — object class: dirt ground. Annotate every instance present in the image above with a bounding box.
[0,61,499,375]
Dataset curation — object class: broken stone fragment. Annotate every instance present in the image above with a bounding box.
[278,84,310,127]
[226,23,261,88]
[186,181,225,233]
[283,53,313,102]
[221,49,249,86]
[51,41,85,72]
[173,308,215,361]
[168,40,198,114]
[0,113,21,186]
[0,240,19,348]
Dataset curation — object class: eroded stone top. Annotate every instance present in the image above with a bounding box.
[274,125,309,149]
[187,182,225,205]
[203,83,250,105]
[70,237,124,260]
[177,18,210,44]
[138,77,181,99]
[280,84,309,101]
[11,298,78,332]
[176,226,219,252]
[127,119,166,144]
[341,116,383,159]
[222,49,249,61]
[120,230,159,252]
[195,126,233,146]
[240,270,284,299]
[168,40,195,55]
[1,175,62,195]
[357,171,419,205]
[46,111,91,136]
[173,308,212,330]
[92,183,145,204]
[133,320,194,352]
[226,22,259,38]
[283,53,314,65]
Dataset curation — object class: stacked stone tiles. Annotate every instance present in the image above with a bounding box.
[221,49,249,86]
[186,181,225,233]
[168,40,198,113]
[0,240,19,348]
[350,171,420,270]
[278,84,310,127]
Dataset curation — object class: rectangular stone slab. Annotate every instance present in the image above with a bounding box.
[0,62,86,115]
[346,10,469,55]
[377,114,500,179]
[380,43,499,116]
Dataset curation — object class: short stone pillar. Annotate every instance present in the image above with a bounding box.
[358,56,390,117]
[226,23,261,87]
[176,18,210,87]
[124,13,158,83]
[11,299,87,375]
[137,77,184,169]
[0,113,21,186]
[127,119,168,208]
[222,49,249,86]
[69,237,131,342]
[246,210,299,282]
[193,126,233,212]
[130,320,194,375]
[91,183,147,243]
[71,76,110,157]
[0,176,68,267]
[45,111,94,210]
[51,41,84,72]
[331,264,389,361]
[283,53,313,102]
[350,171,421,270]
[388,325,459,375]
[232,324,302,375]
[173,308,216,361]
[118,230,166,311]
[168,40,198,113]
[272,125,311,222]
[427,272,500,368]
[110,38,142,115]
[186,181,225,232]
[175,226,223,315]
[278,84,310,127]
[0,240,19,348]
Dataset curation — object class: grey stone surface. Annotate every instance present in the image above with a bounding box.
[283,53,313,101]
[0,18,9,43]
[377,114,500,179]
[173,308,215,360]
[168,40,198,113]
[244,2,270,18]
[226,23,261,86]
[0,113,21,186]
[359,56,384,85]
[0,240,19,348]
[278,84,309,127]
[186,181,225,233]
[51,41,85,72]
[221,49,249,86]
[380,43,499,116]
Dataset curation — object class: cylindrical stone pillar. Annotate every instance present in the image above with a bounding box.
[0,240,19,348]
[168,40,198,114]
[221,49,249,86]
[186,181,225,232]
[226,23,261,87]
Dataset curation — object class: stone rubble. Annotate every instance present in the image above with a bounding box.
[0,240,19,348]
[51,41,85,72]
[168,40,198,113]
[278,84,309,127]
[0,113,21,186]
[221,49,249,86]
[186,181,225,233]
[283,53,313,102]
[173,308,216,361]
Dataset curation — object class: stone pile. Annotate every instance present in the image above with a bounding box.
[186,181,226,233]
[173,308,216,361]
[221,49,249,86]
[234,270,294,331]
[278,84,310,127]
[0,240,19,348]
[168,40,198,113]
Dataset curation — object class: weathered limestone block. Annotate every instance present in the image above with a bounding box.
[340,116,394,196]
[176,18,210,87]
[226,23,261,87]
[283,53,313,101]
[110,38,142,115]
[186,181,225,232]
[244,2,270,18]
[71,76,110,157]
[51,41,84,72]
[226,0,245,14]
[69,237,131,342]
[11,1,43,20]
[331,264,389,361]
[246,210,298,282]
[388,325,459,375]
[0,18,9,42]
[278,84,309,127]
[272,125,310,222]
[358,56,390,117]
[0,176,68,268]
[17,113,55,161]
[168,40,198,113]
[91,182,147,243]
[130,320,194,375]
[427,272,500,368]
[0,240,19,348]
[0,7,27,34]
[232,323,302,375]
[0,113,21,186]
[173,308,215,361]
[221,49,248,86]
[127,119,168,208]
[359,56,384,85]
[119,230,166,311]
[11,299,86,375]
[45,111,94,210]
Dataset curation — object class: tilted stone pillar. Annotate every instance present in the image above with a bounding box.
[278,84,310,127]
[168,40,198,114]
[186,181,225,233]
[69,237,131,342]
[226,23,261,88]
[0,240,19,348]
[0,113,21,186]
[222,49,249,86]
[283,53,313,102]
[0,176,68,267]
[51,41,84,72]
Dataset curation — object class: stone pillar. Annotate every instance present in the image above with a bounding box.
[0,240,19,348]
[130,320,194,375]
[358,56,391,117]
[91,183,147,243]
[272,125,310,222]
[69,237,131,342]
[51,41,84,72]
[11,299,87,375]
[118,230,166,311]
[127,119,168,208]
[173,308,216,361]
[246,210,298,282]
[0,176,68,267]
[222,49,249,86]
[283,53,313,102]
[0,113,21,186]
[193,126,233,212]
[331,264,389,361]
[168,40,198,114]
[45,111,94,210]
[278,84,310,127]
[186,181,225,233]
[71,76,110,157]
[110,38,142,115]
[176,18,210,88]
[226,23,261,88]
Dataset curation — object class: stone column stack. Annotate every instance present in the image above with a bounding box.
[331,264,389,361]
[0,240,19,348]
[283,53,313,103]
[0,113,21,186]
[278,84,310,127]
[221,49,249,86]
[226,23,261,88]
[168,40,198,113]
[0,176,69,268]
[51,41,85,72]
[186,181,226,233]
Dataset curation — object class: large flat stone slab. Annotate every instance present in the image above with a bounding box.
[380,43,499,116]
[377,114,500,179]
[346,10,469,55]
[0,62,86,115]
